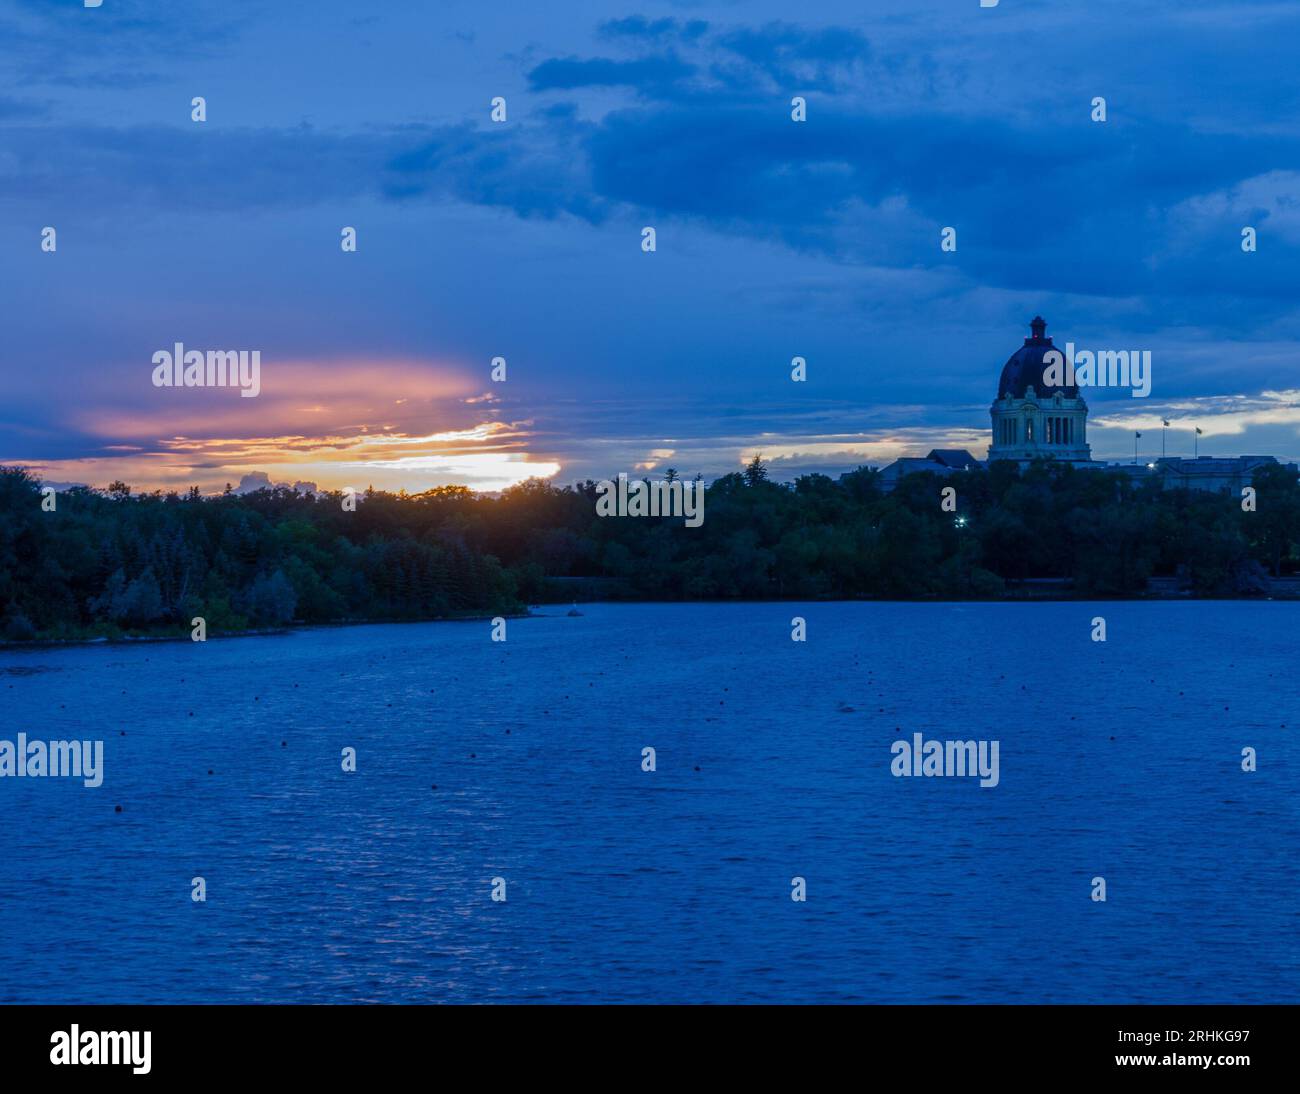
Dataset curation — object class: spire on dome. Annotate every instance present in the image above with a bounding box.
[1027,316,1048,344]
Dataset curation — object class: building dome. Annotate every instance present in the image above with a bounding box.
[996,316,1077,399]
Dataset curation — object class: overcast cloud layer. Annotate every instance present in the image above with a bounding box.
[3,0,1299,490]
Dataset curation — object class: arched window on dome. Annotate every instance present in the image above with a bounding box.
[1025,417,1033,443]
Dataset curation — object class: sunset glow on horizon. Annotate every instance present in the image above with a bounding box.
[11,357,563,494]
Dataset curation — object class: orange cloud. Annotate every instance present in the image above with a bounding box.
[20,357,561,493]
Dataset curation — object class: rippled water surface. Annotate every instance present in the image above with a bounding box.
[0,602,1296,1003]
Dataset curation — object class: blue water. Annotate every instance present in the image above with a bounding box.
[0,602,1296,1003]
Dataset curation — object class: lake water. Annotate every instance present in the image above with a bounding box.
[0,602,1296,1003]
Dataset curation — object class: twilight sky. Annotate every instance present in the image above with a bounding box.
[3,0,1300,492]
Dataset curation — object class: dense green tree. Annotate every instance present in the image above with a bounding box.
[1,458,1297,641]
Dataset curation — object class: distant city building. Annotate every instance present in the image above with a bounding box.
[876,317,1297,492]
[1152,455,1284,494]
[877,449,980,491]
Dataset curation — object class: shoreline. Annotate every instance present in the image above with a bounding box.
[0,611,535,651]
[2,595,1296,651]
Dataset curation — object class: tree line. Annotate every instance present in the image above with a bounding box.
[2,456,1298,640]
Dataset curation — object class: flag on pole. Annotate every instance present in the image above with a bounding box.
[1135,432,1142,438]
[1162,419,1170,427]
[1195,427,1203,435]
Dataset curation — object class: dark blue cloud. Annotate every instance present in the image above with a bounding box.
[0,95,47,119]
[3,0,247,87]
[0,113,602,222]
[527,54,697,93]
[0,122,398,211]
[579,102,1300,307]
[711,21,871,89]
[599,16,710,43]
[509,12,1300,330]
